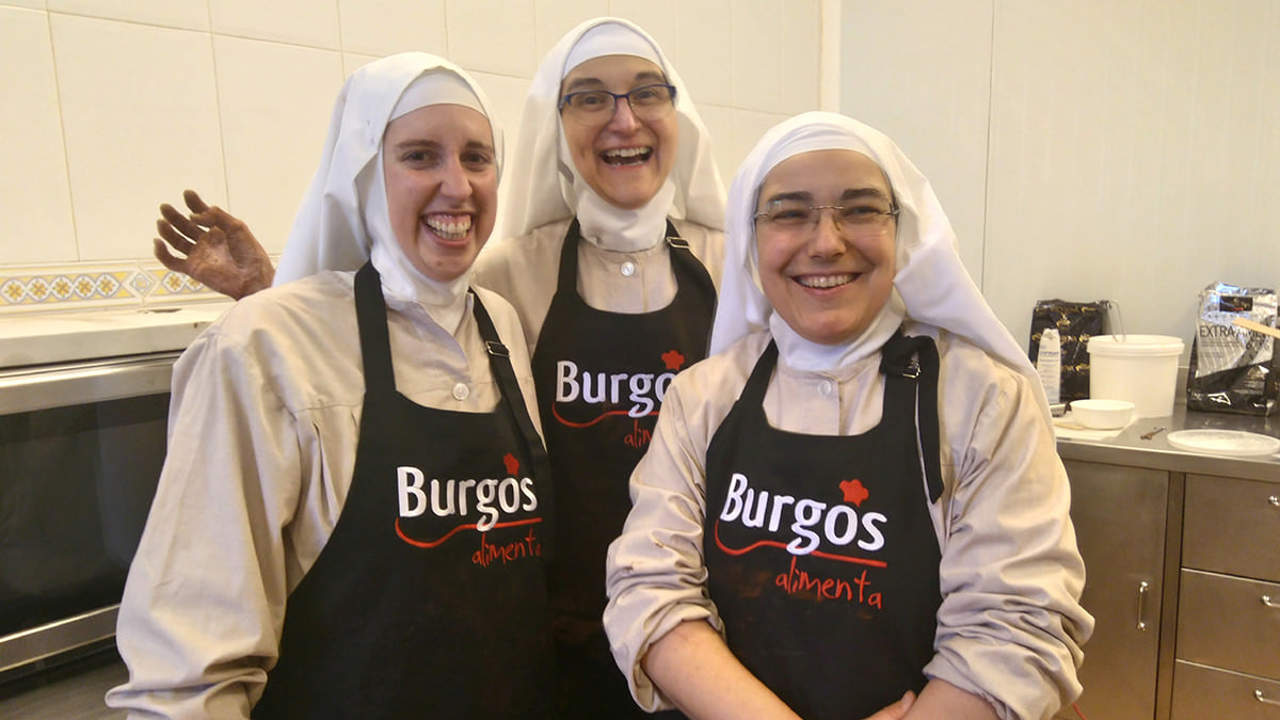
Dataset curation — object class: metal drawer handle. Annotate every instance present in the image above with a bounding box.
[1270,495,1279,507]
[1136,580,1150,631]
[1257,690,1280,706]
[1264,595,1280,609]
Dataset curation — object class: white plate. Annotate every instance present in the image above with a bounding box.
[1166,429,1280,457]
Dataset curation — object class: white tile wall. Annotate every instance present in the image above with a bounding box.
[469,70,531,151]
[693,103,736,183]
[834,0,1280,356]
[51,13,225,262]
[841,0,992,285]
[777,1,820,117]
[342,52,381,78]
[213,36,344,254]
[4,0,823,311]
[47,0,209,31]
[672,0,733,107]
[984,0,1280,350]
[533,0,608,60]
[210,0,339,48]
[445,0,536,77]
[0,6,76,265]
[730,0,781,113]
[338,0,446,58]
[608,0,678,63]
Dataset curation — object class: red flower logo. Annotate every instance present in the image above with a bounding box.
[661,349,686,371]
[839,479,869,507]
[503,453,520,476]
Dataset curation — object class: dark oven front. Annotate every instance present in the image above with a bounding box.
[0,353,174,677]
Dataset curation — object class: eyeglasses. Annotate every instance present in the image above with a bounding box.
[753,200,899,234]
[558,83,677,125]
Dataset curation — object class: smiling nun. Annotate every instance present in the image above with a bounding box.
[107,53,556,719]
[471,17,726,717]
[603,112,1093,720]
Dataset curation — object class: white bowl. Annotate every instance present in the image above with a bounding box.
[1070,399,1135,429]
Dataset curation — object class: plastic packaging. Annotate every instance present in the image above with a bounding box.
[1036,328,1061,404]
[1186,282,1277,416]
[1087,335,1185,418]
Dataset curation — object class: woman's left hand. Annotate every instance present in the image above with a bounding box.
[860,690,915,719]
[153,189,274,300]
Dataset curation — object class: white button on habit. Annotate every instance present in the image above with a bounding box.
[620,261,637,277]
[452,383,470,401]
[819,380,835,397]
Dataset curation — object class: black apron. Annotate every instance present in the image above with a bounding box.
[702,331,945,720]
[253,263,555,719]
[531,219,715,718]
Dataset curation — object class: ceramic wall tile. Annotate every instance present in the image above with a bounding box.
[0,263,147,312]
[338,0,446,58]
[0,261,223,313]
[47,0,209,31]
[51,14,225,262]
[446,0,535,78]
[692,102,736,183]
[213,36,343,255]
[533,0,608,60]
[468,70,530,152]
[342,52,381,78]
[1,0,47,10]
[671,0,732,107]
[731,107,788,172]
[985,0,1280,349]
[841,0,992,285]
[0,7,77,267]
[777,0,820,114]
[608,0,678,63]
[209,0,338,48]
[730,0,781,113]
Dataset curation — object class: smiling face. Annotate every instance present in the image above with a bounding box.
[382,104,497,282]
[755,149,897,346]
[559,54,678,210]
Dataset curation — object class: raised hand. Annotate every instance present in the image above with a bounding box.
[153,190,275,300]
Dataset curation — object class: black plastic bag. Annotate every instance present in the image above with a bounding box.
[1186,282,1278,416]
[1028,299,1108,402]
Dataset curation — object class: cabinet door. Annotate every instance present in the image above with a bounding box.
[1060,461,1169,720]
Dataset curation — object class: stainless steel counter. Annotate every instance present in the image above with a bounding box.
[1056,404,1280,483]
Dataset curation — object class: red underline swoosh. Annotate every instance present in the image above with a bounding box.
[551,403,657,428]
[395,516,543,548]
[713,520,887,568]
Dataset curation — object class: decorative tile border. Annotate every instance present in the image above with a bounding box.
[0,261,237,315]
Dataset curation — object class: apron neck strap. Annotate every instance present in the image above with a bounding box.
[880,331,944,503]
[469,291,553,499]
[354,262,397,396]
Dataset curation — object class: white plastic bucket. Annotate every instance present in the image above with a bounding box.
[1087,335,1185,418]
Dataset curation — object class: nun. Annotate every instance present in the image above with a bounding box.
[603,112,1093,720]
[471,17,725,717]
[107,53,555,718]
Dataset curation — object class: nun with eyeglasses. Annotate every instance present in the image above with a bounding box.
[603,112,1093,720]
[472,18,725,718]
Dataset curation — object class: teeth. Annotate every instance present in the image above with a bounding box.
[424,214,471,239]
[601,147,652,165]
[797,274,855,289]
[603,147,648,158]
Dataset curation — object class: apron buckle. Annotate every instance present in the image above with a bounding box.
[485,340,509,358]
[665,236,690,250]
[900,359,921,379]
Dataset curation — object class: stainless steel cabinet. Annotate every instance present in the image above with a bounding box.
[1170,474,1280,719]
[1059,461,1171,720]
